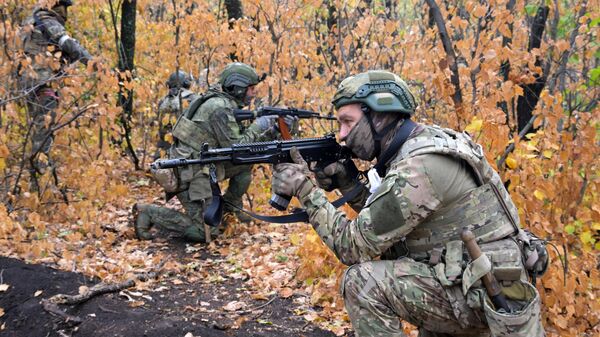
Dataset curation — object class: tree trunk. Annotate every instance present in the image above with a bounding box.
[119,0,139,169]
[224,0,243,20]
[516,6,549,134]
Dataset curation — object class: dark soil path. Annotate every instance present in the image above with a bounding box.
[0,256,338,337]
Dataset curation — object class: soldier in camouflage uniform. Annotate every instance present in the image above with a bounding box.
[271,71,545,337]
[18,0,92,188]
[134,63,286,242]
[155,70,199,159]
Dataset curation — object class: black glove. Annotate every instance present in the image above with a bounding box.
[314,158,359,192]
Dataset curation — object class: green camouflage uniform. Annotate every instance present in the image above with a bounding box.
[136,88,272,242]
[297,125,543,337]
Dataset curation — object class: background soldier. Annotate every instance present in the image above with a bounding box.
[134,62,289,242]
[18,0,93,190]
[271,70,545,337]
[155,70,199,159]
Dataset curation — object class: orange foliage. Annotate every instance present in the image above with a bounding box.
[0,0,598,336]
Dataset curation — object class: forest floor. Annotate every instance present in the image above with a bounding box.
[0,170,354,337]
[0,240,342,337]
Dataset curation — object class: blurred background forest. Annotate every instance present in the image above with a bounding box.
[0,0,598,336]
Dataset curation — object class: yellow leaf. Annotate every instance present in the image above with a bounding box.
[505,157,518,169]
[542,150,552,159]
[579,231,593,244]
[290,233,300,246]
[0,158,6,170]
[465,118,483,134]
[0,144,8,157]
[533,190,546,200]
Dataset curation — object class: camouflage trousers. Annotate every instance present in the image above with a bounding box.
[135,165,252,242]
[341,258,491,337]
[29,87,58,156]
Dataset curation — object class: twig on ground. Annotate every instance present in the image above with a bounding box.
[41,261,166,325]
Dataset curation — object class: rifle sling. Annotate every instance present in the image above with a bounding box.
[224,182,365,224]
[203,166,224,227]
[373,119,417,177]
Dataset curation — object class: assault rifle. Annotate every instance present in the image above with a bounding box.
[233,106,336,139]
[151,135,358,225]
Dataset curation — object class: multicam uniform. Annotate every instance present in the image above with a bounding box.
[136,88,272,242]
[19,7,92,156]
[297,124,544,337]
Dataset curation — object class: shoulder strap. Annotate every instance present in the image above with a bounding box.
[373,119,417,177]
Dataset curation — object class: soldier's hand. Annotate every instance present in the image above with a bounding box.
[255,115,278,132]
[272,147,315,200]
[314,159,358,192]
[275,115,299,135]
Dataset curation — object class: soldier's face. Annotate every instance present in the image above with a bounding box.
[242,85,257,106]
[337,103,363,141]
[53,5,68,21]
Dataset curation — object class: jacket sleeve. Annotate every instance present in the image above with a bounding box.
[208,108,270,147]
[39,16,92,65]
[299,155,443,265]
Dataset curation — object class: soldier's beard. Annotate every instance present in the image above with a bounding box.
[345,115,376,161]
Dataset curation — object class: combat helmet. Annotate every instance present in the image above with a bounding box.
[332,70,416,116]
[219,62,265,102]
[53,0,73,7]
[167,70,192,89]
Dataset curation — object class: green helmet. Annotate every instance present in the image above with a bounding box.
[55,0,73,6]
[167,70,192,89]
[219,62,261,89]
[332,70,416,116]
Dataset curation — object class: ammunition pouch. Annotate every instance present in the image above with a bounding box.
[482,281,545,337]
[151,167,179,193]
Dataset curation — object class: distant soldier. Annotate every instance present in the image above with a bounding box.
[134,63,292,242]
[155,70,199,159]
[18,0,92,188]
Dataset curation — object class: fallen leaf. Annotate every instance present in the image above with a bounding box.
[223,301,246,312]
[251,293,269,301]
[129,300,145,307]
[279,287,294,298]
[200,301,210,307]
[184,333,194,337]
[78,286,89,294]
[0,284,9,292]
[34,290,43,297]
[172,279,184,285]
[0,308,4,317]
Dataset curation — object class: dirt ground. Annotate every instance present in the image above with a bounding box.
[0,250,341,337]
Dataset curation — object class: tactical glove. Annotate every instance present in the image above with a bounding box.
[314,158,359,192]
[254,115,278,132]
[272,147,315,202]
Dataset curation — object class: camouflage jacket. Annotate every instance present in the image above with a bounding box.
[19,8,92,89]
[299,124,519,266]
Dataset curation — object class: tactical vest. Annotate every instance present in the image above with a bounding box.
[385,125,520,261]
[170,90,234,152]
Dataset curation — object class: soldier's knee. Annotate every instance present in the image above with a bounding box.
[341,263,371,300]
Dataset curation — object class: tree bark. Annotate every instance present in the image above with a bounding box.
[516,6,549,134]
[118,0,139,169]
[224,0,243,20]
[424,0,464,119]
